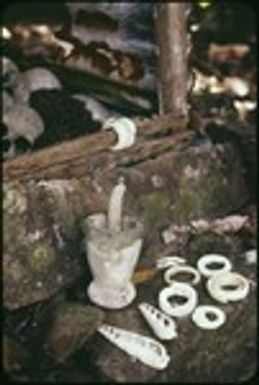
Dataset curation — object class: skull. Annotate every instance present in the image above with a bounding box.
[3,103,44,159]
[2,57,20,89]
[21,67,62,93]
[2,57,30,104]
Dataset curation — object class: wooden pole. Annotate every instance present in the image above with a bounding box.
[154,3,189,116]
[3,114,189,182]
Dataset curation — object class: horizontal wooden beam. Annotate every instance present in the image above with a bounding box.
[4,113,189,182]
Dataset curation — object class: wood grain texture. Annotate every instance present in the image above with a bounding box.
[155,4,189,116]
[3,114,188,182]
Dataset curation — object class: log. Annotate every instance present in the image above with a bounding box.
[3,113,189,182]
[154,4,189,116]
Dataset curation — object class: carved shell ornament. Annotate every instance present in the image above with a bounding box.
[156,256,187,270]
[192,305,226,330]
[102,116,137,151]
[138,302,178,340]
[164,265,201,286]
[206,271,250,304]
[98,324,170,370]
[197,254,232,278]
[158,283,198,318]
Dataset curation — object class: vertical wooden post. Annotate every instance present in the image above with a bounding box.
[154,3,189,116]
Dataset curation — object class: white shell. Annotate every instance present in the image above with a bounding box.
[224,77,249,97]
[197,254,232,278]
[158,283,198,318]
[2,27,12,40]
[164,265,201,286]
[245,249,256,265]
[156,256,186,270]
[138,302,177,340]
[98,324,170,370]
[103,117,137,151]
[207,271,250,303]
[192,305,226,330]
[21,67,62,93]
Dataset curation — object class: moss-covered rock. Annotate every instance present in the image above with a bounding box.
[27,240,56,272]
[137,191,171,226]
[3,180,84,310]
[3,182,27,216]
[169,142,248,223]
[171,165,225,221]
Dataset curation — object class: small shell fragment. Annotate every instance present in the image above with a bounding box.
[156,256,186,270]
[138,302,177,340]
[2,27,12,39]
[192,305,226,330]
[224,77,249,97]
[244,249,256,265]
[207,271,250,303]
[98,324,170,370]
[158,283,198,318]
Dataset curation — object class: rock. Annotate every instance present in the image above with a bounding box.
[185,231,243,259]
[3,335,28,374]
[91,308,159,383]
[129,140,249,262]
[167,141,249,222]
[3,180,84,310]
[44,303,105,363]
[3,141,249,309]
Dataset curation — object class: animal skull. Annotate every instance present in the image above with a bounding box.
[3,103,44,159]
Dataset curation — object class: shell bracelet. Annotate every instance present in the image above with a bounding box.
[158,282,198,318]
[207,271,250,303]
[197,254,232,278]
[192,305,226,330]
[164,265,201,286]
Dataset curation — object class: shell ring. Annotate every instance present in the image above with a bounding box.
[103,117,137,151]
[192,305,226,330]
[197,254,232,278]
[158,282,198,317]
[164,265,201,286]
[207,271,250,303]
